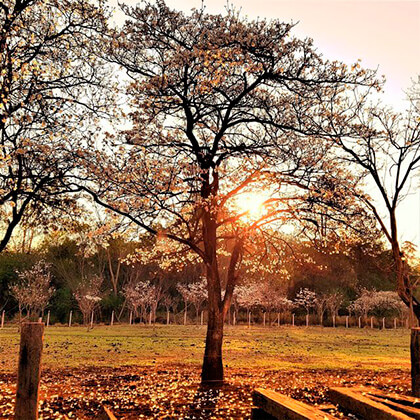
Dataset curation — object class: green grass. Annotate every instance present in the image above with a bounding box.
[0,324,410,373]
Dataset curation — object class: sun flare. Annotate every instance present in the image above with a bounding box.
[234,192,270,219]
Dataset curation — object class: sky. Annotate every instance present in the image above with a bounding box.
[111,0,420,249]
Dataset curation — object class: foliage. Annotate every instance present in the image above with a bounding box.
[10,259,54,318]
[74,275,103,324]
[0,0,112,252]
[294,288,317,315]
[123,280,161,322]
[349,289,407,318]
[177,277,207,318]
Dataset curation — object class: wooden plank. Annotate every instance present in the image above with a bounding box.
[97,405,117,420]
[15,322,44,420]
[251,407,277,419]
[329,387,413,420]
[368,394,420,419]
[364,389,420,407]
[253,388,335,420]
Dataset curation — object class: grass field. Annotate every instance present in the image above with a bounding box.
[0,325,412,419]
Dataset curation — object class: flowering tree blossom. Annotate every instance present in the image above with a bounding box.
[74,275,103,325]
[123,280,152,322]
[325,292,343,319]
[295,288,317,316]
[235,284,262,320]
[349,289,406,319]
[10,260,54,320]
[177,278,208,323]
[0,0,111,253]
[314,294,329,325]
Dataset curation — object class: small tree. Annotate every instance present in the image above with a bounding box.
[74,275,103,326]
[177,279,207,324]
[148,283,163,324]
[348,288,376,320]
[295,288,317,326]
[123,280,153,323]
[10,260,54,321]
[236,284,262,324]
[190,278,208,322]
[161,294,173,324]
[314,294,329,326]
[325,292,343,318]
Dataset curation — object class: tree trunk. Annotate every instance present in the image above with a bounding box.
[201,307,224,385]
[411,328,420,397]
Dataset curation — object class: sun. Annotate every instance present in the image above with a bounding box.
[234,191,269,219]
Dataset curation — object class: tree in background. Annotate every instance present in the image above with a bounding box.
[349,289,406,321]
[177,278,207,324]
[123,280,151,323]
[0,0,112,253]
[316,78,420,394]
[74,275,103,325]
[10,260,54,321]
[314,293,329,326]
[295,288,317,325]
[325,291,343,322]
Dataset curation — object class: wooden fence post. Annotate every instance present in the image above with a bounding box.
[382,317,386,330]
[346,316,349,328]
[1,310,4,328]
[46,311,50,328]
[263,312,266,327]
[358,316,361,329]
[68,311,72,327]
[111,311,114,326]
[15,322,44,420]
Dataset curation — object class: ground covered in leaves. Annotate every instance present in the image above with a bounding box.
[0,325,412,418]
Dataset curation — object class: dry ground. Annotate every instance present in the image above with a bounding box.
[0,325,412,418]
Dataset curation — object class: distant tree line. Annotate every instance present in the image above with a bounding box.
[0,225,404,325]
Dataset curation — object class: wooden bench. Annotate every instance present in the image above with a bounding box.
[252,388,335,419]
